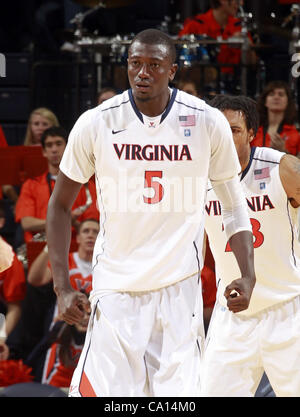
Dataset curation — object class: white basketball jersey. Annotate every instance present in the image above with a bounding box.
[205,146,300,316]
[60,88,241,293]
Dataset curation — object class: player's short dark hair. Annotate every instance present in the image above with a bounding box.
[41,126,68,148]
[129,29,176,64]
[209,94,259,136]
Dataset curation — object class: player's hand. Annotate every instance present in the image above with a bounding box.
[224,277,255,313]
[57,289,91,326]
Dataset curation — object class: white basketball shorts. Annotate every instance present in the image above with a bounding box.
[200,295,300,397]
[69,275,204,397]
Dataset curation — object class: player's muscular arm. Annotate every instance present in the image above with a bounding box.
[279,154,300,208]
[46,171,91,325]
[224,230,256,313]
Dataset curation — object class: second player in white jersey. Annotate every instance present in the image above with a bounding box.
[205,146,300,316]
[201,94,300,397]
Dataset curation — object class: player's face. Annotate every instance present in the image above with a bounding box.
[222,109,254,171]
[42,135,66,167]
[265,88,288,113]
[127,41,177,105]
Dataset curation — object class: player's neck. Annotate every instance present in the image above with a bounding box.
[213,8,229,29]
[240,149,251,173]
[134,90,170,117]
[267,110,284,129]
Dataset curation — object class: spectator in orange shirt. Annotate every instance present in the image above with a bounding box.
[252,80,300,157]
[179,0,256,75]
[0,200,26,361]
[15,126,99,245]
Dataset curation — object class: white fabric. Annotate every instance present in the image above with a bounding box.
[69,275,203,397]
[205,147,300,316]
[201,295,300,397]
[212,176,251,240]
[60,89,241,293]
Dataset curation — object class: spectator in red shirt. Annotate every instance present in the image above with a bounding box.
[15,127,99,245]
[179,0,256,74]
[252,80,300,157]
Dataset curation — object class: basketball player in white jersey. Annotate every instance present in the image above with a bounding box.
[46,29,256,397]
[201,95,300,397]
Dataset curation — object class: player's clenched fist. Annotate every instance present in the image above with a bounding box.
[57,288,91,326]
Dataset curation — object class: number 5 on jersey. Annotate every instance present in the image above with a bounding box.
[143,171,164,204]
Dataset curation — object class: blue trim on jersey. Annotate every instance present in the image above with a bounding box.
[128,88,178,125]
[128,88,144,123]
[101,98,130,112]
[240,146,256,181]
[286,198,297,267]
[174,99,204,112]
[160,88,178,123]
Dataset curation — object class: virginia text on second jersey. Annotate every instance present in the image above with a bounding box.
[205,146,300,316]
[60,88,241,293]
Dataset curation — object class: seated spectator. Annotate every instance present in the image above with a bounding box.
[177,79,200,97]
[97,87,117,105]
[0,200,26,361]
[25,218,99,385]
[251,80,300,157]
[24,107,59,146]
[179,0,257,75]
[15,127,99,245]
[0,108,60,222]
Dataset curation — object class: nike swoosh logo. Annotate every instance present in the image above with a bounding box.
[112,129,126,134]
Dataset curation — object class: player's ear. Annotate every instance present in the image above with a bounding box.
[169,63,178,81]
[248,128,255,143]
